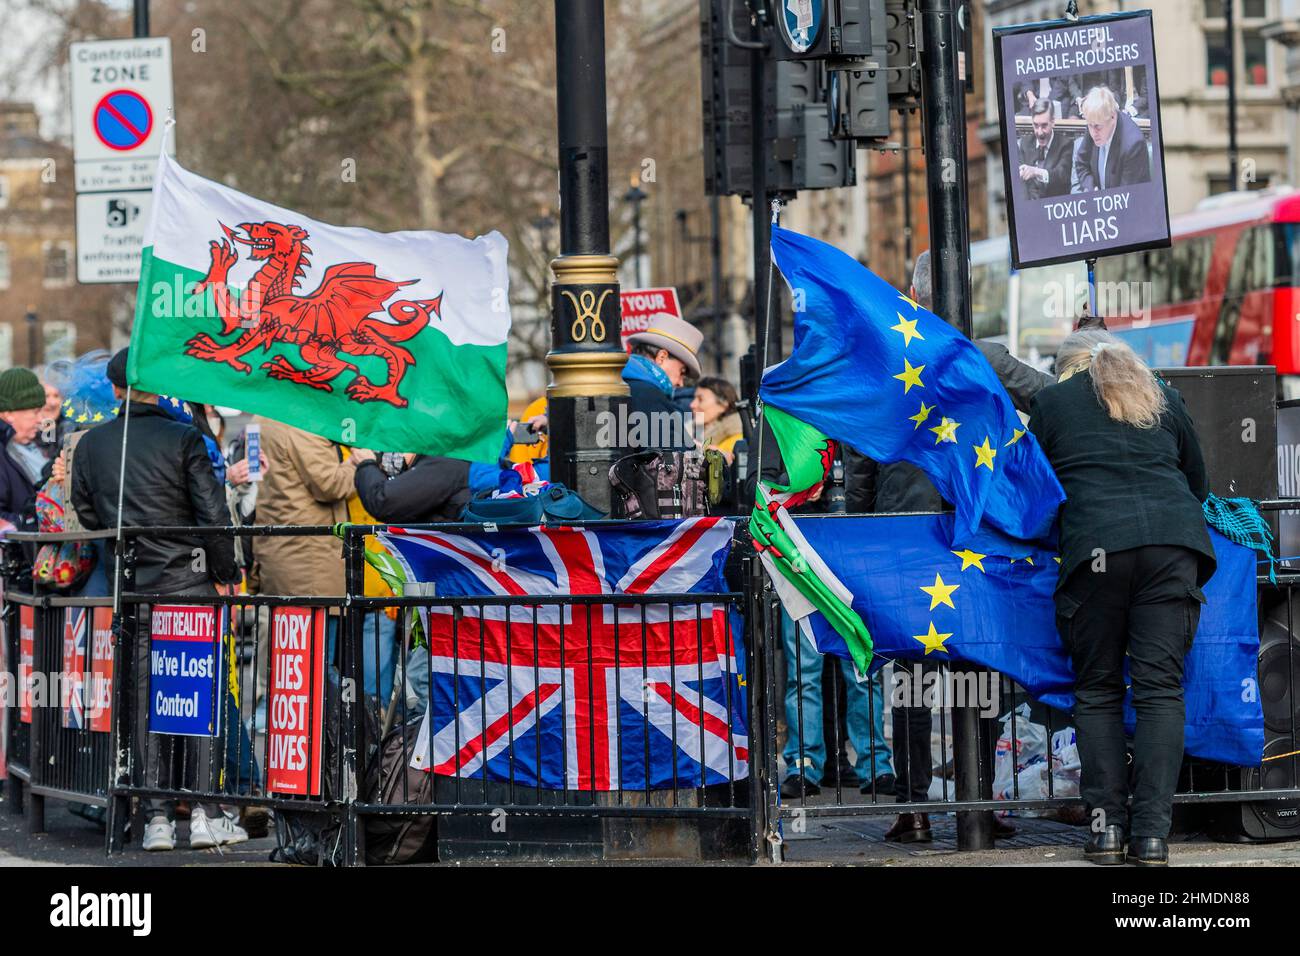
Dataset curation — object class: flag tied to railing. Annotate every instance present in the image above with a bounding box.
[377,519,749,791]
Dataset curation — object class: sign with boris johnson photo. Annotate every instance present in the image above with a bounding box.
[993,10,1170,269]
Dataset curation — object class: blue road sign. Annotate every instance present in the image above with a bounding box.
[93,89,153,152]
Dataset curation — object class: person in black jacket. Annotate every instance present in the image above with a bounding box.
[69,349,244,850]
[351,451,473,523]
[1017,100,1072,200]
[0,367,51,529]
[1029,329,1214,867]
[1072,86,1151,193]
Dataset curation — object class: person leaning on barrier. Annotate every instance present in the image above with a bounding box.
[351,449,478,523]
[69,348,246,852]
[842,250,1053,844]
[1029,330,1214,867]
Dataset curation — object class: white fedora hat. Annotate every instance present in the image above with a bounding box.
[627,313,702,379]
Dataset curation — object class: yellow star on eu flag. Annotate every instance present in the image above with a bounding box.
[898,292,920,312]
[913,622,953,656]
[1005,428,1026,446]
[891,313,924,348]
[908,401,934,430]
[91,412,103,422]
[920,572,960,610]
[973,436,997,471]
[951,549,986,572]
[930,416,960,444]
[894,358,925,393]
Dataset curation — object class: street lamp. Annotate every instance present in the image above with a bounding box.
[623,176,647,288]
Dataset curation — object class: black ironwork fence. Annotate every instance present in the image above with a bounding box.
[2,518,1297,863]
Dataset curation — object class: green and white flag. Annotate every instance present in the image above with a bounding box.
[130,149,510,459]
[750,405,874,675]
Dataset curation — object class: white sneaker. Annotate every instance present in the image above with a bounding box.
[189,807,250,849]
[142,816,176,851]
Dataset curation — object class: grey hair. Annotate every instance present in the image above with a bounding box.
[1056,329,1166,429]
[911,250,933,310]
[1030,98,1053,118]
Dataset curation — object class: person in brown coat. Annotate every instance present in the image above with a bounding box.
[252,416,356,599]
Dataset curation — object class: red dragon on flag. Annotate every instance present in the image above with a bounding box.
[183,220,443,407]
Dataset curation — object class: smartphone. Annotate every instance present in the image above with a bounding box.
[245,423,262,482]
[511,422,542,445]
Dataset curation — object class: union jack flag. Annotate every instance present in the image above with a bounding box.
[378,518,748,790]
[62,608,87,730]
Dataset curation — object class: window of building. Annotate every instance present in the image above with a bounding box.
[42,321,76,363]
[0,175,8,210]
[0,242,9,290]
[1208,172,1272,195]
[1205,1,1270,19]
[42,241,72,287]
[1243,31,1269,85]
[0,326,11,370]
[1206,31,1230,86]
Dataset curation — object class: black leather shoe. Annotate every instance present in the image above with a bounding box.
[1127,837,1168,866]
[884,812,932,843]
[860,772,896,796]
[1084,825,1127,865]
[779,775,820,799]
[992,815,1017,839]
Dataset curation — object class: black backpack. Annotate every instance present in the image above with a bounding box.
[269,667,379,866]
[361,717,438,865]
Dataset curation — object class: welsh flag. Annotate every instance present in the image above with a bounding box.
[130,151,511,459]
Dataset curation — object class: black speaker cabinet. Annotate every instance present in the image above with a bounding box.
[1206,589,1300,842]
[1154,366,1278,501]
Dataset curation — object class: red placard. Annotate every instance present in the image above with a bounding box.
[619,287,681,348]
[89,608,114,733]
[265,607,326,796]
[18,606,33,725]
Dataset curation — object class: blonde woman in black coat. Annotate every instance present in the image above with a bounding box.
[1030,330,1214,867]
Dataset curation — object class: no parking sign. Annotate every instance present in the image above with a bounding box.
[70,37,174,283]
[70,37,174,190]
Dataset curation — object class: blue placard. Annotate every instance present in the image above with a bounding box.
[148,605,222,737]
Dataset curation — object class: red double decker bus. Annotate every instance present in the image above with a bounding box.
[1095,187,1300,393]
[971,187,1300,394]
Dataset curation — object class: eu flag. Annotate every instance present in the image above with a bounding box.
[795,514,1264,767]
[763,227,1065,547]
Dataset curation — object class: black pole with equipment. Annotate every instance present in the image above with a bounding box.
[546,0,628,516]
[1225,0,1239,188]
[750,13,777,395]
[919,0,988,851]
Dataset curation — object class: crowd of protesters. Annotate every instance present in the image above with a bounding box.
[1,244,1208,865]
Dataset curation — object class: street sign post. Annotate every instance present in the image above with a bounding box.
[71,37,173,284]
[70,37,174,192]
[75,190,153,284]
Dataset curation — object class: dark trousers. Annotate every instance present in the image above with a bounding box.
[892,662,940,803]
[1056,545,1203,840]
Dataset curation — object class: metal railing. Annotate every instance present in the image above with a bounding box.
[3,515,1298,863]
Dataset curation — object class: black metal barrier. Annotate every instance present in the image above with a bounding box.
[2,517,1297,863]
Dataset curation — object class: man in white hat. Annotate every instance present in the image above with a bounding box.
[623,313,702,431]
